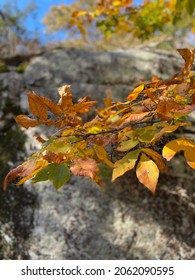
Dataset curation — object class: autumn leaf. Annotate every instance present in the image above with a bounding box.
[34,163,71,189]
[94,145,114,168]
[184,148,195,169]
[27,92,48,120]
[177,48,194,75]
[58,85,73,110]
[117,139,139,152]
[136,153,159,192]
[153,124,179,140]
[162,138,195,169]
[127,84,145,102]
[3,159,48,189]
[15,115,47,129]
[70,157,99,180]
[142,148,168,173]
[121,112,150,125]
[112,149,140,181]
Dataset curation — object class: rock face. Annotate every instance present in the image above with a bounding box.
[0,47,194,259]
[23,48,182,104]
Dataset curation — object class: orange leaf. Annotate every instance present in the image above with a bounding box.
[121,112,149,125]
[184,148,195,169]
[70,157,99,180]
[162,138,195,161]
[41,96,62,116]
[27,92,48,120]
[142,148,168,173]
[15,115,46,128]
[136,153,159,192]
[127,84,144,102]
[58,85,73,110]
[177,48,195,74]
[3,159,48,189]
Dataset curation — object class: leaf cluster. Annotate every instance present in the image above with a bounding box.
[43,0,195,47]
[4,48,195,192]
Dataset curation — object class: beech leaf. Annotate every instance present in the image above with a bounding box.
[117,139,139,152]
[112,149,140,181]
[34,163,71,189]
[70,157,99,180]
[127,84,144,102]
[136,153,159,192]
[162,138,195,162]
[27,92,48,120]
[142,148,168,173]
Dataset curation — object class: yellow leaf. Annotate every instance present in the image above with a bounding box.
[72,10,87,17]
[153,124,179,140]
[117,139,139,152]
[112,149,140,181]
[127,84,144,102]
[162,138,195,161]
[94,145,114,168]
[142,148,168,173]
[136,153,159,192]
[184,148,195,169]
[87,126,102,134]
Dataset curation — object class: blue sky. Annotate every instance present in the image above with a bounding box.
[0,0,143,43]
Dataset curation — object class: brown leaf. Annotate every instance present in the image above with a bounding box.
[27,92,48,120]
[4,164,25,190]
[15,115,45,128]
[58,85,73,109]
[70,157,99,179]
[121,112,150,125]
[177,48,195,74]
[41,96,62,116]
[3,158,50,189]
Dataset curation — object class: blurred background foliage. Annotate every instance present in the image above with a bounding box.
[0,0,194,55]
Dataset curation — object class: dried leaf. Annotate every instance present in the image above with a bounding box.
[27,92,48,120]
[70,157,99,179]
[121,112,149,125]
[177,48,195,74]
[58,85,73,109]
[127,84,145,102]
[15,115,45,128]
[3,159,48,189]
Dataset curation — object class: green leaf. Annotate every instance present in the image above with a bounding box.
[34,163,71,189]
[187,0,195,15]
